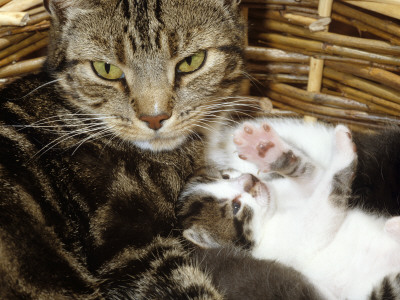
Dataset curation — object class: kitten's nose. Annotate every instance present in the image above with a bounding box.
[140,114,170,130]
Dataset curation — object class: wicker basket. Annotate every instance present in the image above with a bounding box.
[0,0,48,82]
[241,0,400,130]
[0,0,399,130]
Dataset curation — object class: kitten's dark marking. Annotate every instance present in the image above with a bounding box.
[351,129,400,215]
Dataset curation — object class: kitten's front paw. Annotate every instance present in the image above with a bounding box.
[233,122,288,172]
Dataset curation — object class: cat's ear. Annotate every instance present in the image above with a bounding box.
[44,0,75,15]
[183,227,221,249]
[224,0,241,5]
[218,0,241,9]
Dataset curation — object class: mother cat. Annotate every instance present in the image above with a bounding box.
[0,0,399,299]
[0,0,248,298]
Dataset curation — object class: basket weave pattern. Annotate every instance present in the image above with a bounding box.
[0,0,399,129]
[242,0,400,129]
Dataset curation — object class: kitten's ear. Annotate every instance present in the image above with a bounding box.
[183,227,221,249]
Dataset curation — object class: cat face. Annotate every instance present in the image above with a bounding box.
[45,0,245,151]
[178,170,274,249]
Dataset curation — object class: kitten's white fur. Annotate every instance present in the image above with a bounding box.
[190,118,400,299]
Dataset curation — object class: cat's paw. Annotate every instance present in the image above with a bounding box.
[233,122,288,172]
[331,125,357,170]
[384,216,400,242]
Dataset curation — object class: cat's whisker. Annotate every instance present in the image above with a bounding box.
[187,128,205,143]
[201,103,261,111]
[201,99,262,111]
[102,131,121,150]
[195,119,234,132]
[241,70,264,89]
[71,127,115,155]
[192,122,213,132]
[204,108,257,116]
[192,121,216,133]
[200,108,253,121]
[12,114,118,132]
[206,95,260,102]
[31,124,108,160]
[8,79,62,101]
[26,115,116,127]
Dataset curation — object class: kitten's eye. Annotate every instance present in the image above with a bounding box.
[177,50,206,74]
[92,62,125,80]
[232,199,241,215]
[222,174,230,180]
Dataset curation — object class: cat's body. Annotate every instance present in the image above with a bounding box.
[179,118,400,300]
[0,0,248,298]
[1,72,217,299]
[193,246,324,300]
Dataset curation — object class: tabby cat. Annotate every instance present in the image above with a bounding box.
[0,0,249,298]
[179,118,400,299]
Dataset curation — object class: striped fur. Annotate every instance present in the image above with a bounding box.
[0,0,247,298]
[370,274,400,300]
[45,0,246,151]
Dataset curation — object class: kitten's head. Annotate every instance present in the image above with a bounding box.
[178,169,274,249]
[44,0,245,151]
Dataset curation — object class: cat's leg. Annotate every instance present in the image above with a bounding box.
[302,125,357,247]
[233,122,315,178]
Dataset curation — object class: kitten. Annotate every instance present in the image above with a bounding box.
[205,117,400,216]
[179,118,400,299]
[0,0,249,298]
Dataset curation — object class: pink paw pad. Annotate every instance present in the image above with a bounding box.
[233,122,286,172]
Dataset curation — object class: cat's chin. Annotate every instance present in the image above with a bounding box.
[133,135,187,152]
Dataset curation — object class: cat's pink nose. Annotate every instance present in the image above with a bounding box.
[140,114,170,130]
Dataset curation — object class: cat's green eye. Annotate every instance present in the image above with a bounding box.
[92,61,125,80]
[177,51,206,74]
